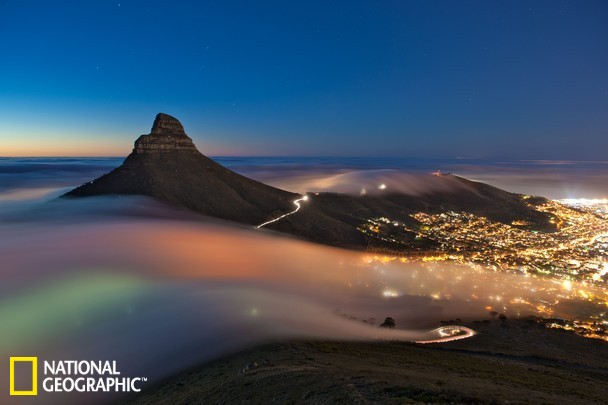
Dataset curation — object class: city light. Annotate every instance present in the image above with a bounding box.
[357,197,608,342]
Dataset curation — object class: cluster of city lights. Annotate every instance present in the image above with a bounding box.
[356,197,608,342]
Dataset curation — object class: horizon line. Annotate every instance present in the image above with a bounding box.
[2,155,608,165]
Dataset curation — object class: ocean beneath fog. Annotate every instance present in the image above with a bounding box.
[2,156,608,202]
[1,156,607,403]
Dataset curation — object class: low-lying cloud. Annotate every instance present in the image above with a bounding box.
[1,157,607,403]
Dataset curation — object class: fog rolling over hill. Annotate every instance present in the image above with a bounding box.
[64,113,555,250]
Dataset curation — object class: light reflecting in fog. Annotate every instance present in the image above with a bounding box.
[1,157,608,403]
[1,198,606,398]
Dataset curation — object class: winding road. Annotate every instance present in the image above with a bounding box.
[256,195,309,229]
[414,325,476,344]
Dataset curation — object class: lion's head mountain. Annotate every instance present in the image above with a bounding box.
[64,113,555,250]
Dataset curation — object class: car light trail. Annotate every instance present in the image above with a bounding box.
[414,326,476,344]
[256,195,309,229]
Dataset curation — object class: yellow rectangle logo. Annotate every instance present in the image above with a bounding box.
[9,357,38,396]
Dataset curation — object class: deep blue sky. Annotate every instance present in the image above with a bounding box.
[1,0,607,158]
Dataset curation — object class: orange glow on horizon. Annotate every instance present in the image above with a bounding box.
[1,150,128,158]
[0,137,130,157]
[1,142,267,158]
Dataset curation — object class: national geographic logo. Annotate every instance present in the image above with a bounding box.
[9,357,147,396]
[10,357,38,396]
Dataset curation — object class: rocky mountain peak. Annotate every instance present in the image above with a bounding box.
[134,113,198,154]
[151,113,186,136]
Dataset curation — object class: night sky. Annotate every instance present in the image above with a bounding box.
[1,1,606,158]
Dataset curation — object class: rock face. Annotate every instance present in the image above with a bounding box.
[134,113,198,154]
[151,113,186,135]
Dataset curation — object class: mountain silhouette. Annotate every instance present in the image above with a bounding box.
[65,113,298,225]
[64,113,555,250]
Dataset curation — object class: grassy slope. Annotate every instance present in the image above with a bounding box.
[126,320,608,404]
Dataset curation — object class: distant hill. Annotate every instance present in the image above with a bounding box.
[64,113,555,250]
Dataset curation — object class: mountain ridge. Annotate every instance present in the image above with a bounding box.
[63,113,555,250]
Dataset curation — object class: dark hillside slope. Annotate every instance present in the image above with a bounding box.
[64,113,555,250]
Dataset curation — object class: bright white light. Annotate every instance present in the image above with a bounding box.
[415,326,476,344]
[592,263,608,281]
[256,195,308,229]
[382,289,399,297]
[378,184,387,190]
[558,198,608,206]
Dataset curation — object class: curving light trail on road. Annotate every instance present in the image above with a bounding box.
[414,326,476,344]
[256,195,309,229]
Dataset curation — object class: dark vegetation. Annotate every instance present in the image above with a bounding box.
[126,318,608,404]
